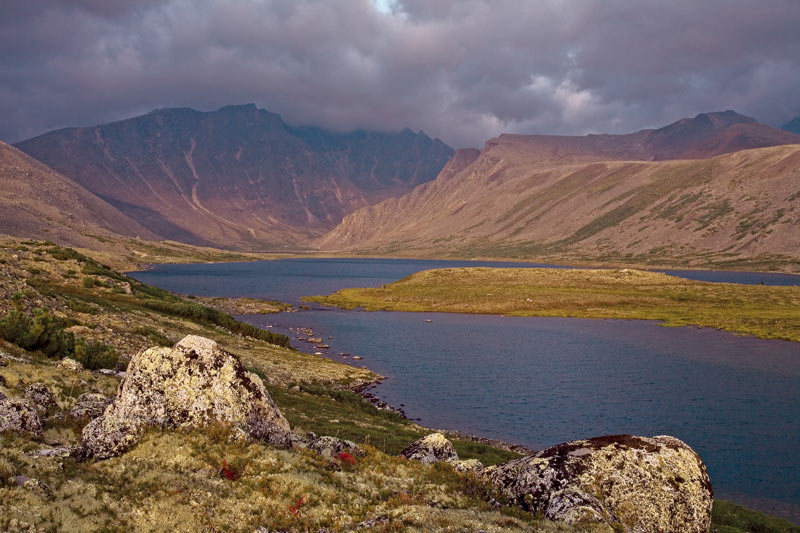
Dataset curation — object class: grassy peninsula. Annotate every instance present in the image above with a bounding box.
[307,267,800,342]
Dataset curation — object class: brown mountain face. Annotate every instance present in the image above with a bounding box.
[0,141,159,247]
[318,112,800,270]
[14,104,453,250]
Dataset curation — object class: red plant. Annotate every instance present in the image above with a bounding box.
[220,459,239,481]
[289,495,306,517]
[337,452,356,465]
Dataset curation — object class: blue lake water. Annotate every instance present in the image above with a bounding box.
[131,258,800,521]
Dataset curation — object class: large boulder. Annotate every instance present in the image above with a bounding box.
[483,434,713,533]
[0,395,42,437]
[75,335,292,459]
[400,433,459,464]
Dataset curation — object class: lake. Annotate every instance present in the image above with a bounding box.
[131,258,800,522]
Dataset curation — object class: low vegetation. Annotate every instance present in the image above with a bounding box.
[307,267,800,342]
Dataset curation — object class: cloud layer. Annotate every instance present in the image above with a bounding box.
[2,0,799,148]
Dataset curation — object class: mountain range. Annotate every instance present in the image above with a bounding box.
[14,104,453,250]
[4,106,800,270]
[319,111,800,269]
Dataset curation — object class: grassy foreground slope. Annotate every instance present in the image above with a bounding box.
[308,267,800,342]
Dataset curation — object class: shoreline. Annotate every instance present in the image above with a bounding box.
[281,319,539,457]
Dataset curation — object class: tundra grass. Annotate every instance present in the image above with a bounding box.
[307,267,800,342]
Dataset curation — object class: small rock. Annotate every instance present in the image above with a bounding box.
[29,446,71,458]
[24,383,57,415]
[353,515,390,530]
[0,395,42,436]
[16,476,52,499]
[97,368,125,378]
[400,433,459,464]
[58,358,83,372]
[451,458,484,473]
[308,435,364,458]
[69,393,111,420]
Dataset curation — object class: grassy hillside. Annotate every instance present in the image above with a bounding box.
[307,267,800,342]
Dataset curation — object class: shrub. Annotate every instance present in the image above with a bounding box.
[0,295,75,358]
[74,338,118,370]
[82,277,96,289]
[137,299,291,348]
[45,246,84,262]
[0,295,117,369]
[64,269,78,279]
[67,299,98,315]
[133,326,172,347]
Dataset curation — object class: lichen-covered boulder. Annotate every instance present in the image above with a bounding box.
[24,383,57,415]
[68,392,112,420]
[400,433,459,464]
[309,435,365,458]
[0,396,42,437]
[483,434,713,533]
[75,335,292,459]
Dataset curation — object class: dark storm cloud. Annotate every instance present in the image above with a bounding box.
[1,0,799,148]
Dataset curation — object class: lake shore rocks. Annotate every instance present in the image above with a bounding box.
[483,434,713,533]
[401,432,459,464]
[74,335,292,459]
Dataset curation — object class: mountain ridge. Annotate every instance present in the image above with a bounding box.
[318,112,800,270]
[14,104,454,250]
[0,141,160,247]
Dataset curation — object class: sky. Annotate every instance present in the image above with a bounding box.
[2,0,799,149]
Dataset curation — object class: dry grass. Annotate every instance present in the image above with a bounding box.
[307,267,800,342]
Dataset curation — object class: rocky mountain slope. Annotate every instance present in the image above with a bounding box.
[0,141,159,248]
[14,104,453,250]
[319,112,800,271]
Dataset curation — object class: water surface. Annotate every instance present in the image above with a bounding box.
[131,258,800,521]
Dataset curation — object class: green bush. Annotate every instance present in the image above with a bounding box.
[711,500,800,533]
[0,295,75,358]
[74,338,118,370]
[0,295,117,369]
[45,246,84,262]
[67,299,97,314]
[64,269,77,279]
[133,326,172,347]
[82,277,96,289]
[136,298,291,348]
